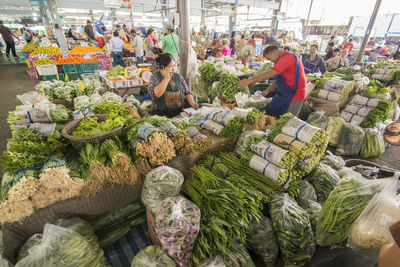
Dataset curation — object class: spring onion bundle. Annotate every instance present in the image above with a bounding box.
[326,116,346,146]
[269,193,315,266]
[251,140,297,169]
[360,99,396,128]
[183,167,262,265]
[360,128,385,158]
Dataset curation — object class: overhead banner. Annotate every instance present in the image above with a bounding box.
[104,0,131,9]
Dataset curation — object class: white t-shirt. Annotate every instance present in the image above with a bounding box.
[131,35,144,57]
[109,37,125,52]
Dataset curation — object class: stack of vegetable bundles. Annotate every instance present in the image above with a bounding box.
[267,113,330,175]
[200,107,245,138]
[310,77,354,106]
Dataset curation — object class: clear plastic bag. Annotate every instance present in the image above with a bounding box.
[17,234,43,261]
[234,130,265,156]
[337,123,365,156]
[141,166,184,215]
[326,116,345,147]
[298,199,321,235]
[247,216,279,267]
[131,245,175,267]
[307,163,341,203]
[220,243,255,267]
[74,95,91,110]
[348,175,400,250]
[316,175,394,247]
[360,128,385,159]
[320,151,345,171]
[154,196,200,267]
[269,193,315,266]
[17,91,47,105]
[306,111,328,129]
[102,92,123,104]
[296,180,317,205]
[199,256,226,267]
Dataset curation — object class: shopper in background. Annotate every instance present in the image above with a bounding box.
[302,44,326,74]
[84,20,95,41]
[151,47,163,69]
[378,220,400,267]
[248,34,256,49]
[326,48,349,71]
[123,24,130,42]
[367,37,375,48]
[130,30,144,64]
[238,45,307,118]
[237,34,246,54]
[324,43,334,60]
[22,27,31,43]
[369,46,381,62]
[162,27,179,61]
[211,37,223,58]
[343,38,354,52]
[109,31,125,67]
[230,32,237,56]
[145,28,157,62]
[328,35,335,47]
[116,24,127,41]
[0,20,19,58]
[330,48,340,59]
[148,53,198,117]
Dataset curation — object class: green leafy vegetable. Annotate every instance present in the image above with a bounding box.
[72,116,125,137]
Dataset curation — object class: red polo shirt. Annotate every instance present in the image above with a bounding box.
[271,51,307,102]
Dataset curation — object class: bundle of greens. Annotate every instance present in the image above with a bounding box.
[326,116,346,146]
[17,234,43,262]
[250,140,298,169]
[93,102,140,120]
[160,120,199,154]
[214,72,243,102]
[79,142,109,198]
[310,78,354,104]
[203,153,276,199]
[285,179,302,198]
[360,99,395,128]
[71,116,125,137]
[299,199,321,235]
[336,123,365,156]
[234,130,266,156]
[254,62,273,77]
[267,113,329,160]
[220,243,256,267]
[238,151,290,185]
[269,193,315,266]
[316,176,391,247]
[183,167,262,265]
[362,79,392,98]
[131,246,175,267]
[306,111,328,129]
[247,216,279,267]
[309,78,329,98]
[141,166,184,215]
[206,110,245,138]
[199,62,219,89]
[307,163,341,204]
[360,128,385,158]
[1,127,55,173]
[295,180,317,205]
[320,152,345,171]
[106,65,132,77]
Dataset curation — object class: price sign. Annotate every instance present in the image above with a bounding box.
[65,73,69,81]
[38,54,47,59]
[124,68,128,78]
[192,41,196,46]
[84,55,91,59]
[41,86,46,96]
[78,80,85,92]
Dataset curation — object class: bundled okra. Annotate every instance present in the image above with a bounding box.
[269,193,315,266]
[250,140,297,169]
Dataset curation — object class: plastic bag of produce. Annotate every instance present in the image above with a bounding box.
[131,245,175,267]
[308,163,341,203]
[269,193,315,266]
[154,196,200,266]
[199,256,226,267]
[336,123,365,156]
[298,199,321,234]
[306,111,328,129]
[296,180,317,205]
[16,223,109,267]
[234,130,265,156]
[316,175,394,247]
[247,216,279,267]
[102,92,123,104]
[17,234,43,261]
[74,95,90,110]
[141,166,184,215]
[320,151,345,171]
[360,128,385,159]
[220,243,256,267]
[326,116,345,146]
[348,175,400,250]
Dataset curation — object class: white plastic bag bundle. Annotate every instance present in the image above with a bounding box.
[131,245,175,267]
[234,130,266,156]
[348,174,400,250]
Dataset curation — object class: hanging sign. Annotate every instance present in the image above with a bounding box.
[104,0,131,8]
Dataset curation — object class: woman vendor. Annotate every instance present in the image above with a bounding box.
[148,53,198,117]
[238,45,307,118]
[302,44,326,74]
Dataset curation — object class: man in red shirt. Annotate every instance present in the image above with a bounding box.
[238,45,306,117]
[343,38,354,52]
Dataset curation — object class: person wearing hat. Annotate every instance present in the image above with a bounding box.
[84,20,95,41]
[162,27,179,60]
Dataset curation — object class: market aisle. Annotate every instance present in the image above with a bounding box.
[0,63,38,162]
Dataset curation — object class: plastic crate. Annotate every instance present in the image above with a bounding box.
[44,73,65,82]
[82,62,100,73]
[22,51,33,60]
[36,64,58,76]
[62,63,83,74]
[65,73,82,81]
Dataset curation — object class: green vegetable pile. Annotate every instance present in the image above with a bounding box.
[106,65,133,78]
[360,99,395,128]
[219,116,244,138]
[309,78,329,97]
[49,105,73,123]
[336,123,365,156]
[269,193,315,266]
[131,246,175,267]
[362,79,392,98]
[72,116,125,137]
[360,128,385,158]
[183,166,262,265]
[316,176,390,247]
[214,72,243,102]
[326,116,345,146]
[254,62,273,77]
[307,163,341,203]
[199,62,219,96]
[1,127,56,173]
[250,140,298,170]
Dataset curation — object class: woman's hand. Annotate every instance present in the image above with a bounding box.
[160,69,171,80]
[238,79,251,89]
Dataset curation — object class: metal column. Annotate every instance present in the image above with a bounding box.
[89,9,95,23]
[384,13,396,37]
[130,12,134,28]
[303,0,314,39]
[271,0,282,36]
[200,0,205,27]
[228,0,238,35]
[45,0,68,50]
[161,0,170,31]
[178,0,190,79]
[356,0,383,63]
[111,8,118,24]
[39,6,50,26]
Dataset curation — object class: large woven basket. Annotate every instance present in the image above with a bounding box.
[61,114,123,150]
